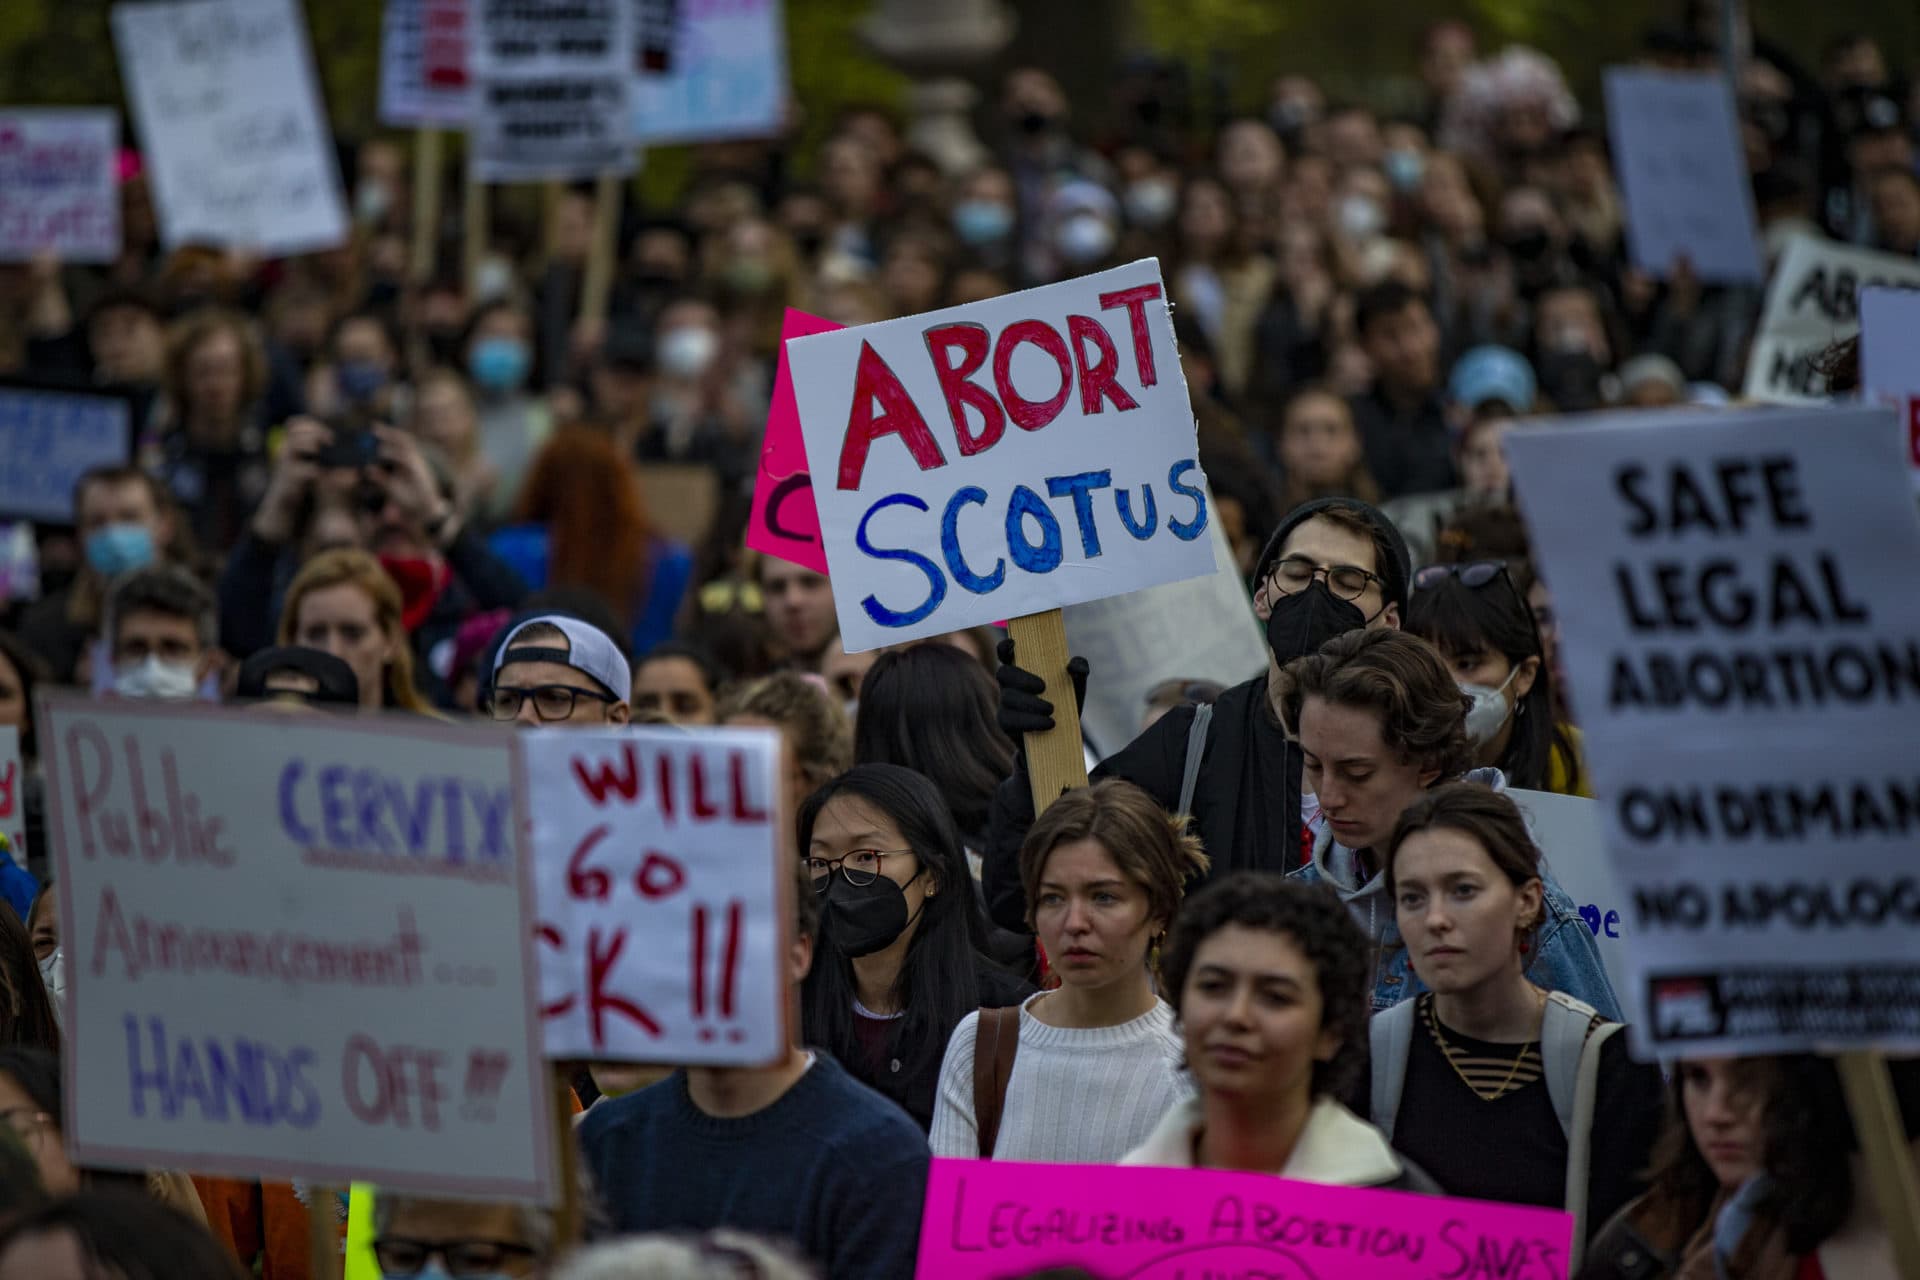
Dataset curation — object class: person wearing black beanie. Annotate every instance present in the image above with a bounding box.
[982,496,1408,934]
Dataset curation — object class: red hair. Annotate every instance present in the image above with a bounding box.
[515,427,654,621]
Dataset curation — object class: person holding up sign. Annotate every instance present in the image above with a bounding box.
[986,495,1413,930]
[1122,872,1439,1191]
[579,860,930,1280]
[1368,785,1664,1259]
[1282,629,1619,1016]
[930,780,1207,1162]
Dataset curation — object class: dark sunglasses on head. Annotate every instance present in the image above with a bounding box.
[1413,560,1507,591]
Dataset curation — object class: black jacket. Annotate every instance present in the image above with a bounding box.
[855,956,1032,1132]
[984,673,1303,934]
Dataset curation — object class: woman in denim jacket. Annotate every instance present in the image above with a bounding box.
[1280,628,1619,1017]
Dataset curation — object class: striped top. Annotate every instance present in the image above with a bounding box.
[1419,994,1546,1099]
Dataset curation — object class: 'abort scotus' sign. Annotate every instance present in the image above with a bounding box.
[1508,405,1920,1055]
[787,260,1215,652]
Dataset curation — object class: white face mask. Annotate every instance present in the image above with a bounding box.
[1056,213,1116,266]
[1336,193,1386,242]
[38,947,63,1009]
[1460,666,1523,746]
[658,326,719,380]
[114,655,200,701]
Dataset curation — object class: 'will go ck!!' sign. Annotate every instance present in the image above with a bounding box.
[788,260,1217,651]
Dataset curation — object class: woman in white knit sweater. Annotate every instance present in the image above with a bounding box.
[930,780,1208,1161]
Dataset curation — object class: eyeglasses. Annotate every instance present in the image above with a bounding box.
[805,849,912,888]
[484,683,618,722]
[372,1239,537,1278]
[1266,555,1382,602]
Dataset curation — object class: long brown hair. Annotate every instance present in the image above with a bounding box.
[515,428,654,630]
[277,550,430,713]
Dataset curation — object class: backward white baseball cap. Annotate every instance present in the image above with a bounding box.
[492,614,632,700]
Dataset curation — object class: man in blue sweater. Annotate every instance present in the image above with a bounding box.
[577,860,930,1279]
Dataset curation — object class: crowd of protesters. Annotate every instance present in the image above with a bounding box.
[0,3,1918,1278]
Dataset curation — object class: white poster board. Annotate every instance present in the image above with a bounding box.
[380,0,474,129]
[1603,68,1762,285]
[631,0,785,145]
[1067,509,1265,756]
[789,259,1215,652]
[42,698,552,1200]
[472,0,636,182]
[1508,404,1920,1056]
[111,0,348,257]
[0,727,25,872]
[0,110,120,263]
[522,726,788,1065]
[1859,286,1920,494]
[0,383,131,524]
[1742,234,1920,404]
[1507,789,1635,1024]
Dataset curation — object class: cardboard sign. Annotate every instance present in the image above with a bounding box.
[0,727,26,872]
[635,0,680,72]
[0,381,132,524]
[41,698,552,1199]
[1508,404,1920,1056]
[1507,789,1634,1024]
[1066,511,1265,756]
[379,0,474,128]
[918,1157,1574,1279]
[789,260,1214,652]
[631,0,785,145]
[471,0,636,182]
[747,308,840,574]
[1742,234,1920,404]
[111,0,348,257]
[1603,68,1762,285]
[0,109,120,263]
[1859,286,1920,492]
[521,726,787,1065]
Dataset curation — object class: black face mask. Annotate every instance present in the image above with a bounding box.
[820,869,923,958]
[1265,579,1367,666]
[1017,110,1055,137]
[1503,228,1552,263]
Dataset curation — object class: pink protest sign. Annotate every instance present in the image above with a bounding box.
[918,1157,1574,1279]
[746,308,843,574]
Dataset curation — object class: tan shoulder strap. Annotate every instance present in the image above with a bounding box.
[971,1005,1023,1158]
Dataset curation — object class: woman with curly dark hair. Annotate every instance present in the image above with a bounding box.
[1121,871,1438,1190]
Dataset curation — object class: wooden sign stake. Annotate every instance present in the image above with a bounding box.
[577,172,622,329]
[462,155,488,299]
[410,129,444,285]
[1008,610,1090,816]
[1834,1050,1920,1276]
[551,1066,583,1252]
[308,1183,341,1280]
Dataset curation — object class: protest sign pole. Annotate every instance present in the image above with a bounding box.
[1007,611,1090,813]
[463,154,487,296]
[309,1185,340,1280]
[1834,1051,1920,1275]
[577,171,621,330]
[551,1068,582,1249]
[410,129,443,284]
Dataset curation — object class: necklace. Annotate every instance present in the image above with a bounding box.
[1424,992,1542,1103]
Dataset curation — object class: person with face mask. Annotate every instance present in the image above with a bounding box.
[99,565,217,702]
[1282,628,1617,1017]
[800,764,1032,1131]
[1406,560,1589,795]
[461,300,550,521]
[984,498,1413,936]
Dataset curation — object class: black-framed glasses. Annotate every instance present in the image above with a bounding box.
[805,849,913,888]
[484,683,618,722]
[373,1239,536,1278]
[1266,555,1382,602]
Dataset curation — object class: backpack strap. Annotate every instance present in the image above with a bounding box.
[1540,991,1623,1270]
[1367,998,1418,1141]
[1176,702,1213,819]
[971,1005,1022,1158]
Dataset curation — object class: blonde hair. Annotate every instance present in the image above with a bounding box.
[277,549,430,713]
[717,673,851,792]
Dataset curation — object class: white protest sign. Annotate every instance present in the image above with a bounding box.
[1603,68,1762,285]
[42,698,552,1199]
[1859,287,1920,493]
[0,382,131,524]
[1507,789,1635,1025]
[0,110,120,263]
[631,0,784,145]
[789,259,1213,652]
[0,727,25,872]
[472,0,636,183]
[1741,233,1920,404]
[1067,510,1264,756]
[522,726,787,1065]
[1508,404,1920,1056]
[380,0,474,129]
[112,0,348,257]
